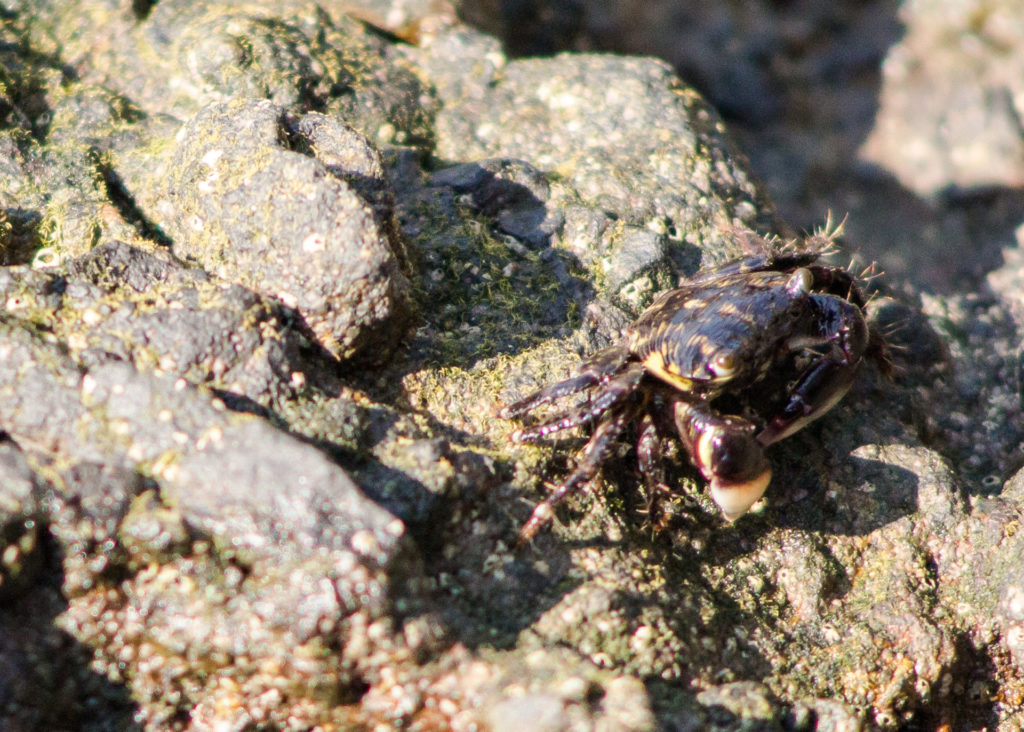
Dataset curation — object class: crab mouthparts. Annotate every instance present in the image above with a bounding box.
[709,467,772,521]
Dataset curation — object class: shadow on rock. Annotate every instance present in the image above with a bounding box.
[768,446,924,538]
[0,440,141,729]
[0,550,143,731]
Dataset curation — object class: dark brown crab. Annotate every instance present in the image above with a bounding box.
[502,223,890,542]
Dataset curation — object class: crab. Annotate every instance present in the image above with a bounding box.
[502,223,890,542]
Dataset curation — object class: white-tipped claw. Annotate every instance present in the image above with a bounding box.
[709,468,772,522]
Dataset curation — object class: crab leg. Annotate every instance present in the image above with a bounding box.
[518,406,634,543]
[636,412,665,489]
[637,409,697,527]
[511,363,644,441]
[500,344,630,418]
[673,401,772,521]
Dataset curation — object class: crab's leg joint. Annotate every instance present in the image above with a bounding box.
[517,406,634,544]
[500,344,630,419]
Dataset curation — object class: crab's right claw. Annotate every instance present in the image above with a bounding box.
[698,428,772,521]
[759,295,869,447]
[675,402,772,521]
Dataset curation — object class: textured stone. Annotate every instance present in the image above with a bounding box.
[169,99,412,364]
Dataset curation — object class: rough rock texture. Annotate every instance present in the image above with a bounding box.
[1,0,1024,729]
[168,99,412,364]
[859,0,1024,197]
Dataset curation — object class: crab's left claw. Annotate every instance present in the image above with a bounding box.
[759,296,870,447]
[675,402,772,521]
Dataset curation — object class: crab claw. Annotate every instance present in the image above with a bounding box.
[697,428,772,520]
[675,402,772,521]
[708,470,773,521]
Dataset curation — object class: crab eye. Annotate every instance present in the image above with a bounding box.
[786,267,814,296]
[710,352,737,377]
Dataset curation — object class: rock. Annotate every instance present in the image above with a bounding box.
[3,0,1024,729]
[1,240,340,406]
[426,46,778,290]
[0,316,427,725]
[0,443,45,601]
[431,157,563,249]
[486,694,569,732]
[860,0,1024,196]
[0,318,402,557]
[695,682,779,725]
[168,99,412,365]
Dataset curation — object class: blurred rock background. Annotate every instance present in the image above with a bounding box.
[461,0,1024,294]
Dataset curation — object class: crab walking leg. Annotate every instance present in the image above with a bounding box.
[758,295,869,446]
[511,363,644,441]
[673,401,772,521]
[636,411,665,490]
[500,344,631,418]
[518,407,634,544]
[636,411,668,516]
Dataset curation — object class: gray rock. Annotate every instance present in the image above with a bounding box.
[0,317,401,553]
[426,47,778,285]
[0,314,430,725]
[431,157,564,249]
[486,693,569,732]
[602,225,673,315]
[861,0,1024,196]
[168,98,412,364]
[2,240,340,406]
[0,443,45,601]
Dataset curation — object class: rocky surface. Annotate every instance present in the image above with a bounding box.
[1,0,1024,729]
